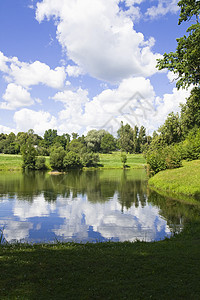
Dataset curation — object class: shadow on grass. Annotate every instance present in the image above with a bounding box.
[0,235,200,299]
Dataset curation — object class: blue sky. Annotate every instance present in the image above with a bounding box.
[0,0,191,136]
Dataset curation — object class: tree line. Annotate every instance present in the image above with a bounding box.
[0,124,150,170]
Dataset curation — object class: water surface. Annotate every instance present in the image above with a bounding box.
[0,169,192,243]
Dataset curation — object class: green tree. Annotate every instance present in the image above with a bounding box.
[44,129,58,147]
[21,141,37,170]
[85,129,106,152]
[158,112,182,145]
[100,133,116,153]
[81,152,100,167]
[180,87,200,134]
[117,122,134,153]
[63,151,82,169]
[50,146,66,171]
[157,0,200,89]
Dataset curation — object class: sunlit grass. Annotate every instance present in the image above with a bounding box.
[149,160,200,201]
[99,152,146,169]
[0,153,146,171]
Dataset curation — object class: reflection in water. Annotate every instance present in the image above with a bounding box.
[0,169,198,243]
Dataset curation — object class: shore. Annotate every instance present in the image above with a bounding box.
[149,160,200,203]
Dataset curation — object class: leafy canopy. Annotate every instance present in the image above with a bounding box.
[157,0,200,89]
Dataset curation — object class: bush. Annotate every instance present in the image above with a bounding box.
[63,151,82,169]
[81,152,100,167]
[35,157,47,170]
[21,143,37,170]
[50,146,66,171]
[146,145,182,176]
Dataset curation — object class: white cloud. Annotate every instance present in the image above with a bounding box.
[7,60,66,89]
[36,0,161,83]
[0,83,34,110]
[0,51,9,73]
[52,77,191,135]
[0,51,66,89]
[14,108,57,135]
[0,124,16,134]
[66,65,84,77]
[145,0,179,19]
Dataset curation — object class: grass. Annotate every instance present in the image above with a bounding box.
[0,154,22,171]
[149,160,200,202]
[99,152,146,169]
[0,153,146,171]
[0,224,200,299]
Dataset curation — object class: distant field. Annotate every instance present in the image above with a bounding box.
[0,154,22,171]
[0,153,146,171]
[99,152,146,169]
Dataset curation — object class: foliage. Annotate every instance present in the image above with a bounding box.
[63,151,82,169]
[180,87,200,135]
[117,122,134,153]
[157,0,200,89]
[100,133,116,153]
[35,157,47,170]
[85,129,107,152]
[158,112,182,145]
[146,145,182,176]
[50,146,66,171]
[81,152,100,167]
[21,141,37,170]
[44,129,58,147]
[179,128,200,160]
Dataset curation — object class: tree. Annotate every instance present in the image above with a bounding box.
[100,133,116,153]
[180,87,200,134]
[85,129,106,152]
[81,152,100,167]
[117,122,134,153]
[158,112,182,145]
[44,129,58,147]
[50,146,66,171]
[63,151,82,169]
[157,0,200,89]
[21,141,37,170]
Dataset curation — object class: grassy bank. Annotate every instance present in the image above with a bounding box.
[0,153,146,171]
[149,160,200,201]
[0,224,200,299]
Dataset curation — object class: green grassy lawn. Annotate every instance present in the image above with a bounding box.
[0,225,200,299]
[99,152,146,169]
[0,154,22,171]
[149,160,200,202]
[0,153,146,171]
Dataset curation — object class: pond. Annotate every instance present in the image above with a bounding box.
[0,169,196,243]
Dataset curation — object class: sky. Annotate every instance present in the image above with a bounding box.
[0,0,192,137]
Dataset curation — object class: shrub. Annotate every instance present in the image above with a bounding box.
[81,152,100,167]
[35,157,47,170]
[63,151,82,169]
[146,145,182,176]
[50,146,66,171]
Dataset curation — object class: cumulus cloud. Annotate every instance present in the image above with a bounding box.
[145,0,179,19]
[0,51,66,90]
[0,124,16,134]
[0,83,34,110]
[66,65,84,77]
[36,0,161,83]
[14,108,57,135]
[6,59,66,89]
